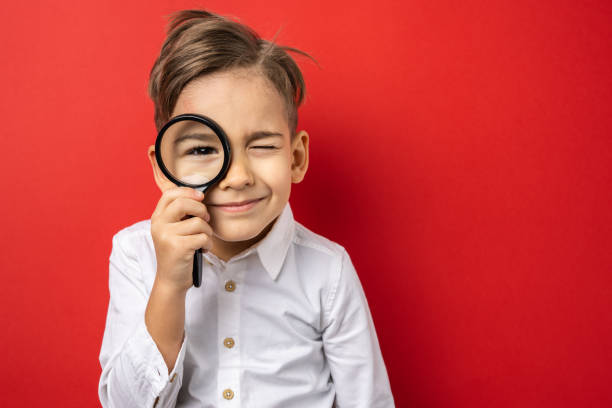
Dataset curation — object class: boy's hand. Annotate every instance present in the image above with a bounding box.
[150,186,213,293]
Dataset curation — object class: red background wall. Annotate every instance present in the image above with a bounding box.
[1,1,611,406]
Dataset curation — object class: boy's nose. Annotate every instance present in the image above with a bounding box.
[217,154,254,190]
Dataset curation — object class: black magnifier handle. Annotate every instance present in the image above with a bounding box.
[192,189,208,288]
[193,248,203,288]
[180,214,204,288]
[183,215,204,288]
[192,186,210,288]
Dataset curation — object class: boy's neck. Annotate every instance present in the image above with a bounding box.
[209,218,276,262]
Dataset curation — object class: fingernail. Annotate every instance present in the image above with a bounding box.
[194,190,204,199]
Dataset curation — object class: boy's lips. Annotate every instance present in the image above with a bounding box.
[208,197,266,212]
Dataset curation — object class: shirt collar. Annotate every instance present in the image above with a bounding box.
[202,201,295,281]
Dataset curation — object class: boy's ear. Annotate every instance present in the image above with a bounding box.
[290,130,309,184]
[147,145,175,192]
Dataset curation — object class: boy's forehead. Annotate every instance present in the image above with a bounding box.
[173,69,290,140]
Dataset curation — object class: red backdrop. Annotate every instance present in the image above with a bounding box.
[1,1,611,406]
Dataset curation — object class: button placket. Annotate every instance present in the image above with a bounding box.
[217,265,244,405]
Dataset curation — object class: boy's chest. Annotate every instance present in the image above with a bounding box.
[179,261,333,405]
[184,259,325,361]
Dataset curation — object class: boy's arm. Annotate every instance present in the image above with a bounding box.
[322,249,396,408]
[98,231,188,408]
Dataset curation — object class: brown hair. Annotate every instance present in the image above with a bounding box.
[148,9,315,138]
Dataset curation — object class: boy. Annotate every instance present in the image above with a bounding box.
[98,9,394,408]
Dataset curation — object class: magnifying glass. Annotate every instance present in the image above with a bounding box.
[155,113,231,288]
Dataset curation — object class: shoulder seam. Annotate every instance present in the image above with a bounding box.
[323,247,347,322]
[292,222,345,257]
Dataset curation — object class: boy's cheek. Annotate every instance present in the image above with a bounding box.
[256,156,293,178]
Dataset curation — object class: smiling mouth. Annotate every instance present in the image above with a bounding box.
[209,197,265,212]
[210,197,264,207]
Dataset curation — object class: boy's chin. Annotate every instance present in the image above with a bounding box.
[212,220,272,244]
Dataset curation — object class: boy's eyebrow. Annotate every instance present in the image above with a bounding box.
[174,132,218,144]
[244,131,284,143]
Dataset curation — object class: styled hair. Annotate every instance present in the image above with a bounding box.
[148,9,315,138]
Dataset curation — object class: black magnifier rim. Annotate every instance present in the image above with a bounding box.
[155,113,231,190]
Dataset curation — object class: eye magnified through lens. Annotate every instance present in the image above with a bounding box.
[155,113,231,288]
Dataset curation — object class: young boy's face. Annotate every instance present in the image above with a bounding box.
[148,67,309,260]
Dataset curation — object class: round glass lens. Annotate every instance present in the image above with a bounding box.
[159,119,225,186]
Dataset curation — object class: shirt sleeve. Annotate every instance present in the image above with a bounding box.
[322,249,395,408]
[98,230,188,408]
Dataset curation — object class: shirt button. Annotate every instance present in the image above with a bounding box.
[222,388,234,400]
[223,337,235,348]
[224,280,236,292]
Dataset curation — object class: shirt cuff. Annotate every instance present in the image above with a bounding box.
[122,319,188,407]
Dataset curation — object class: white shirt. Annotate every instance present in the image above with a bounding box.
[98,202,395,408]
